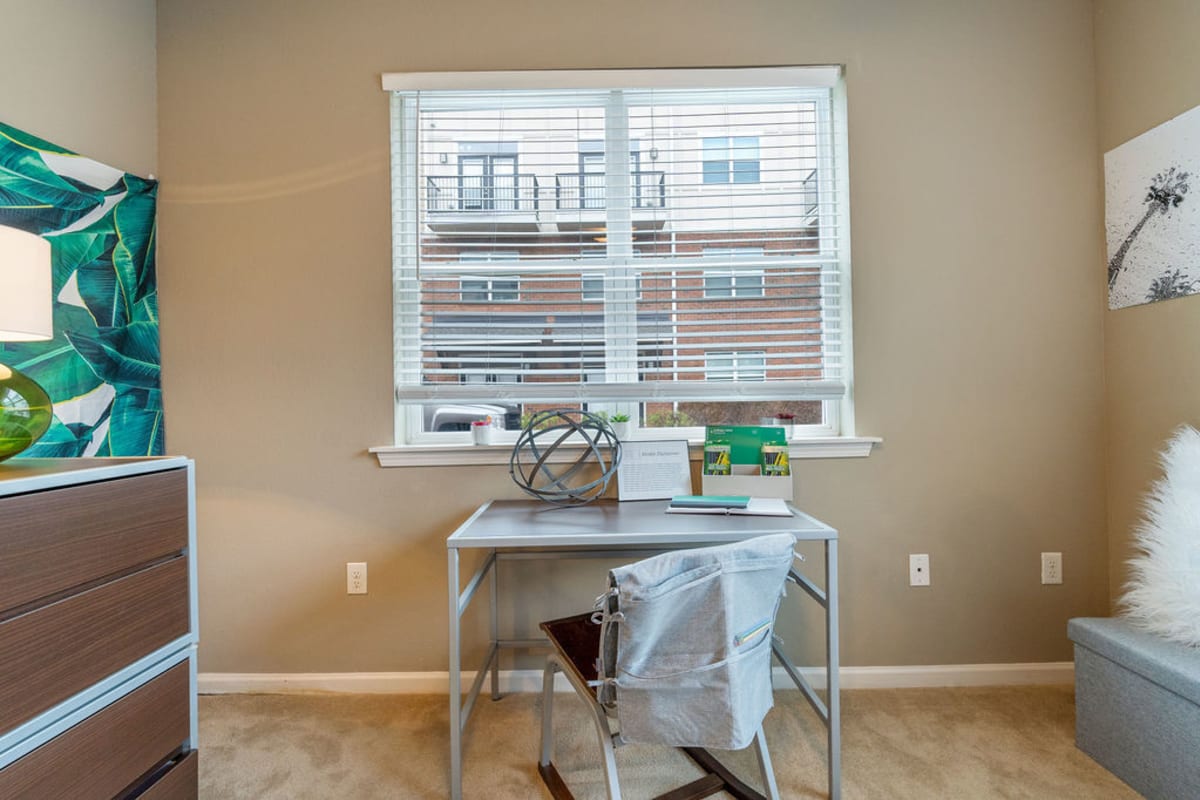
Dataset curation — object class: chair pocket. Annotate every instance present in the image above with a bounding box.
[617,575,782,676]
[615,630,774,751]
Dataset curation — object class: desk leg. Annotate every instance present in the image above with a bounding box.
[449,548,463,800]
[826,539,841,800]
[490,555,500,700]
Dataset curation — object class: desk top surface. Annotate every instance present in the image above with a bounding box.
[447,498,836,549]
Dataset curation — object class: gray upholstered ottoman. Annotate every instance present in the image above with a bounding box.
[1069,617,1200,799]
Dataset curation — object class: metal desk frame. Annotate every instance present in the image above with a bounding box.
[446,498,840,799]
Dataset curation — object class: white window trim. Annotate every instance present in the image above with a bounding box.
[377,65,872,463]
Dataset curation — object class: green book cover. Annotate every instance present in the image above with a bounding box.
[670,495,751,508]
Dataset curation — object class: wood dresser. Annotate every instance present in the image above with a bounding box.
[0,457,198,799]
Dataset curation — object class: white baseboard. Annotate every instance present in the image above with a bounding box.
[198,662,1073,695]
[827,662,1074,689]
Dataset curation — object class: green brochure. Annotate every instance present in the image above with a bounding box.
[703,426,788,474]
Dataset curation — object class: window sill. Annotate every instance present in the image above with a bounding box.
[370,436,880,468]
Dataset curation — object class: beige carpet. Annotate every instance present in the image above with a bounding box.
[198,686,1139,799]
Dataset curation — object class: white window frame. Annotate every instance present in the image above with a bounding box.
[374,66,875,463]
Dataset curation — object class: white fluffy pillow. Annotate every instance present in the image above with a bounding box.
[1120,425,1200,647]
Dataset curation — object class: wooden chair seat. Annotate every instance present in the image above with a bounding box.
[540,613,601,685]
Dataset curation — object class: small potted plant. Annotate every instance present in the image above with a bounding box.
[609,413,633,440]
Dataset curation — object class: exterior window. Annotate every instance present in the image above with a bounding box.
[706,351,767,382]
[460,369,521,385]
[460,277,519,302]
[702,247,765,297]
[703,273,763,297]
[703,136,760,184]
[459,252,519,301]
[386,66,851,443]
[581,273,604,301]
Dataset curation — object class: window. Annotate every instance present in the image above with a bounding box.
[703,272,763,297]
[460,277,519,302]
[703,136,760,184]
[384,66,851,445]
[458,252,519,301]
[706,351,767,382]
[702,248,765,297]
[460,368,521,385]
[581,273,604,301]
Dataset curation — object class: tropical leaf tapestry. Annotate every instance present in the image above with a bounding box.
[0,121,162,456]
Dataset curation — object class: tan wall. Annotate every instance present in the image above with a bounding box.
[155,0,1106,673]
[1095,1,1200,604]
[0,0,156,176]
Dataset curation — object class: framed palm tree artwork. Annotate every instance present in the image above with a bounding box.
[0,122,163,457]
[1105,104,1200,310]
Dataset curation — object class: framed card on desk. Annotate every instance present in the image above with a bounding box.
[617,439,692,501]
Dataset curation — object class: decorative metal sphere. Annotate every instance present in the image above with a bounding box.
[509,408,622,505]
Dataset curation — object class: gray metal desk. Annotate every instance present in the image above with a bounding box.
[446,498,840,799]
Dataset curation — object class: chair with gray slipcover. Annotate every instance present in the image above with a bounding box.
[537,533,796,800]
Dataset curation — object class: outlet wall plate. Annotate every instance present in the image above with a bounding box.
[347,562,368,594]
[909,553,930,587]
[1040,552,1062,585]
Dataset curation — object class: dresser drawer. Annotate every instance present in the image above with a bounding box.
[0,661,191,800]
[127,749,198,800]
[0,558,189,735]
[0,469,188,614]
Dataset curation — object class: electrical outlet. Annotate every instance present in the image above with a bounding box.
[347,562,367,594]
[909,553,930,587]
[1041,552,1062,585]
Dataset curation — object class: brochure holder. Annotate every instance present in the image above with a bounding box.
[700,425,793,501]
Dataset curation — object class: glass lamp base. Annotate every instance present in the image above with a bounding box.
[0,363,52,462]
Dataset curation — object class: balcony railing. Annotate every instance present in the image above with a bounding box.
[426,174,540,213]
[554,170,666,211]
[801,168,818,218]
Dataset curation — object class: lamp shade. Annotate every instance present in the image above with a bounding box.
[0,225,52,342]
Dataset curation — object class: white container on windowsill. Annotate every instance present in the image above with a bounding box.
[470,421,494,445]
[611,421,634,440]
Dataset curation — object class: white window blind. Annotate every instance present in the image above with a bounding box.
[386,67,850,439]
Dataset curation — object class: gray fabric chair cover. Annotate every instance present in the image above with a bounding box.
[595,533,796,750]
